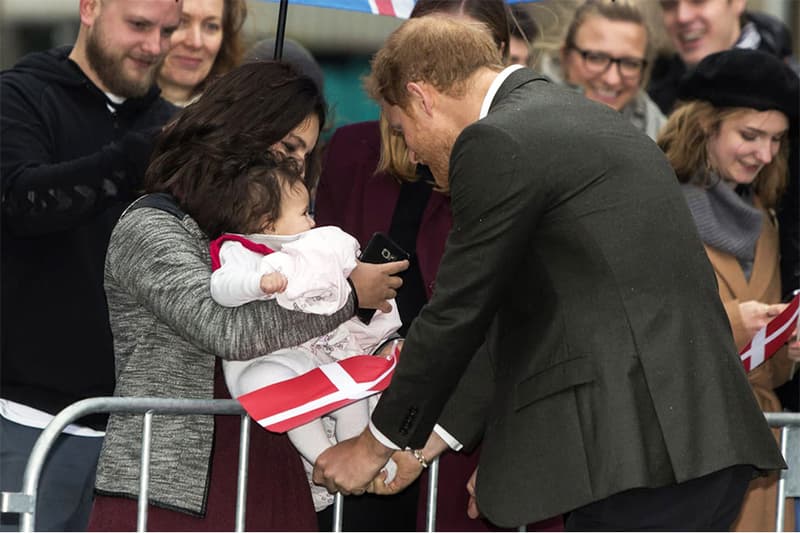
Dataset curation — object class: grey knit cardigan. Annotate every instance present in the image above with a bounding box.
[94,205,354,515]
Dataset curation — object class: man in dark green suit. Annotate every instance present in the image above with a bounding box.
[313,16,785,530]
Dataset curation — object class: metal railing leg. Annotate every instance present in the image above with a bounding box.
[775,426,788,533]
[332,492,344,532]
[425,457,439,532]
[137,411,154,532]
[235,415,251,532]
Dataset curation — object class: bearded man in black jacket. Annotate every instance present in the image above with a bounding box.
[0,0,181,530]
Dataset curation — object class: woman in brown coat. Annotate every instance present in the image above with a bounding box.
[659,48,799,531]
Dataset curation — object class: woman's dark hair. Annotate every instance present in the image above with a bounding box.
[195,0,248,96]
[145,60,326,238]
[410,0,511,62]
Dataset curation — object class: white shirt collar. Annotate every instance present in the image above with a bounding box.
[479,64,525,119]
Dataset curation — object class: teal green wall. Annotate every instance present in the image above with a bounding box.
[319,55,380,137]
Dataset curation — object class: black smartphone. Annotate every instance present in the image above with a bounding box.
[357,232,410,324]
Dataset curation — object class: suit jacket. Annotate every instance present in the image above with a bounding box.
[704,203,796,532]
[370,68,785,527]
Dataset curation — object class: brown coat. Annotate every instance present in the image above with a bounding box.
[705,206,796,532]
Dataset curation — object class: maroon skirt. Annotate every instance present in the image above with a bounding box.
[88,361,318,532]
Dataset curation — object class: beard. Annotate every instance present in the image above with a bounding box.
[85,23,162,98]
[416,130,456,191]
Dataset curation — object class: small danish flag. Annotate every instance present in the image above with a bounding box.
[739,294,799,372]
[237,350,398,433]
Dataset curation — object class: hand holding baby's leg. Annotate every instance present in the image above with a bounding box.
[329,400,397,483]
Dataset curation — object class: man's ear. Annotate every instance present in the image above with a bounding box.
[79,0,101,27]
[406,82,435,118]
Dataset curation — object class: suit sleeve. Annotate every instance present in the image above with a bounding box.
[436,340,496,451]
[371,122,550,448]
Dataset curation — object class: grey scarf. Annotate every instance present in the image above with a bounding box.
[681,178,763,279]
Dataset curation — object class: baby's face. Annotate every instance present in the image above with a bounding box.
[264,182,315,236]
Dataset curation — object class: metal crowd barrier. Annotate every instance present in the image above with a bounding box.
[1,399,798,532]
[765,412,800,533]
[0,397,443,533]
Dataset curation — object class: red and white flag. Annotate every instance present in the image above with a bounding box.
[237,351,398,433]
[368,0,414,17]
[739,294,799,372]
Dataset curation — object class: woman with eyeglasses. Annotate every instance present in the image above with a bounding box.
[538,0,666,140]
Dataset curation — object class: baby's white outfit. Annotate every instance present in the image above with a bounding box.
[210,226,401,510]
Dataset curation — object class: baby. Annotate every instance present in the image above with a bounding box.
[209,155,399,511]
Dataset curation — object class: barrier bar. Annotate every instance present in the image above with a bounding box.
[425,457,440,532]
[332,492,344,532]
[775,425,789,533]
[235,414,251,532]
[4,400,798,533]
[137,411,154,532]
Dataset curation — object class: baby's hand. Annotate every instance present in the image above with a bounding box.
[260,272,288,295]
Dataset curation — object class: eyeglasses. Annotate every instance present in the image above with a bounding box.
[569,46,647,80]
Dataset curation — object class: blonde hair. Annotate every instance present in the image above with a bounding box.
[657,101,789,208]
[369,17,503,182]
[377,114,417,181]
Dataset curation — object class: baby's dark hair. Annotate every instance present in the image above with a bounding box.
[241,153,306,235]
[192,150,305,239]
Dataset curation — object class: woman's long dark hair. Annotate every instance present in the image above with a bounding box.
[146,61,326,238]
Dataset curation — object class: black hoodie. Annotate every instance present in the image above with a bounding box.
[0,46,176,428]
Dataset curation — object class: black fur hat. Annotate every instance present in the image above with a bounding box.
[678,48,798,135]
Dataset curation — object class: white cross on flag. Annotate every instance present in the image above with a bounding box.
[739,294,799,372]
[237,352,398,433]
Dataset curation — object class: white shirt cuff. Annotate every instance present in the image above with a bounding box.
[368,421,464,452]
[368,420,402,450]
[433,424,463,451]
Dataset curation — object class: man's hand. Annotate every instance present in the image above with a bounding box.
[368,450,424,495]
[350,259,408,313]
[466,467,481,519]
[313,429,394,495]
[368,429,451,495]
